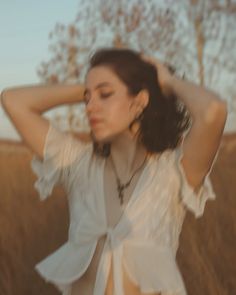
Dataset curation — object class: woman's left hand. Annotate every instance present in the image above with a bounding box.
[141,55,175,96]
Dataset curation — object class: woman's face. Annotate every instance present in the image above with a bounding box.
[84,66,137,143]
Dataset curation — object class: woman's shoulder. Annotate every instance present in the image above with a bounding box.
[67,132,94,166]
[43,122,94,167]
[149,147,181,183]
[152,147,177,165]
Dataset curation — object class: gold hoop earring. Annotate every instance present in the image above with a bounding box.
[129,111,143,133]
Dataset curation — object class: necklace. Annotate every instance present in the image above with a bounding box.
[109,153,148,206]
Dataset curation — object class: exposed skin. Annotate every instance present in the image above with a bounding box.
[1,54,227,295]
[84,65,150,178]
[71,62,227,295]
[71,66,160,295]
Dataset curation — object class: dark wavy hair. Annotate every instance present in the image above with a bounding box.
[86,47,191,157]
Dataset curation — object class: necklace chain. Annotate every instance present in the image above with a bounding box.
[109,154,148,205]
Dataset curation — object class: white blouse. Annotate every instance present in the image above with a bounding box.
[31,121,218,295]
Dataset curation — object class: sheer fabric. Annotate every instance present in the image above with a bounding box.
[31,122,218,295]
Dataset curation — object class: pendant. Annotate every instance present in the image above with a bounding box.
[117,183,125,205]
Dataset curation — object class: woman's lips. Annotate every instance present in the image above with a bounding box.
[89,118,102,127]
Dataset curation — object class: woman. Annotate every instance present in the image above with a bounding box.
[1,48,227,295]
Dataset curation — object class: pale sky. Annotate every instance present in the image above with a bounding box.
[0,0,79,89]
[0,0,80,139]
[0,1,235,140]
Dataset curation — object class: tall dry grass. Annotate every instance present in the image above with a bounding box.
[0,135,236,295]
[0,141,68,295]
[177,134,236,295]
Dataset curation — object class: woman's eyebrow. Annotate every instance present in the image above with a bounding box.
[84,82,112,96]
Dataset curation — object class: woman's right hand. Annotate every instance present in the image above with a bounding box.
[141,55,176,96]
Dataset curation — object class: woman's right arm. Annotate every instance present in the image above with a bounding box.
[0,83,85,160]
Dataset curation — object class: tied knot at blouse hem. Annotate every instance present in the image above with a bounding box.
[31,121,218,295]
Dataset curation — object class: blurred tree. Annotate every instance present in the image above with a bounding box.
[37,0,236,132]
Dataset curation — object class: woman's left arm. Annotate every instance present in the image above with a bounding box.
[168,76,228,193]
[143,55,228,193]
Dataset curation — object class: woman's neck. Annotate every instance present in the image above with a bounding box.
[109,130,147,179]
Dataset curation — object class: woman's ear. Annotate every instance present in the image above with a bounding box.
[129,89,149,118]
[138,89,149,109]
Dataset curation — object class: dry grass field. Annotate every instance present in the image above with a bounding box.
[0,134,235,295]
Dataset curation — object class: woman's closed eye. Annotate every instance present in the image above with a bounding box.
[100,92,114,99]
[83,91,114,104]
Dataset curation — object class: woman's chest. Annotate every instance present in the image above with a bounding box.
[69,158,185,242]
[103,159,146,229]
[69,157,183,295]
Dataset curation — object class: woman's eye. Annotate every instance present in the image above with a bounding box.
[83,92,113,104]
[100,92,113,99]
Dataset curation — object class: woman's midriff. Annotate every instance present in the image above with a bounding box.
[104,257,161,295]
[70,235,161,295]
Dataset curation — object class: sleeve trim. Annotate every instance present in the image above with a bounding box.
[175,138,220,218]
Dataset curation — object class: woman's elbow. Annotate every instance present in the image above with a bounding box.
[204,98,228,124]
[1,87,23,111]
[1,89,11,110]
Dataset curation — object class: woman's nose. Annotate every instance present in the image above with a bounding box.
[86,97,99,114]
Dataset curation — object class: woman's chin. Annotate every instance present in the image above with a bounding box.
[91,131,112,144]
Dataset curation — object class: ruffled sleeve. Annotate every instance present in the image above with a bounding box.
[31,121,88,201]
[174,140,220,218]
